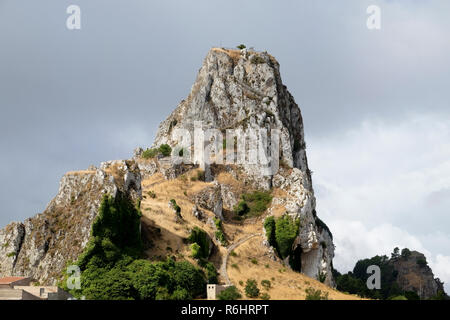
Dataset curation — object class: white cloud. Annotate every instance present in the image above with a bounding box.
[308,113,450,292]
[432,255,450,288]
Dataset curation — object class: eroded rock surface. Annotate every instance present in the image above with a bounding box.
[150,48,335,285]
[0,160,141,285]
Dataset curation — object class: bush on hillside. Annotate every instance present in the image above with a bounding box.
[244,279,260,298]
[159,144,172,157]
[218,286,241,300]
[274,215,300,259]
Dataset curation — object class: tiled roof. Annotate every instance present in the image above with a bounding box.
[0,277,28,284]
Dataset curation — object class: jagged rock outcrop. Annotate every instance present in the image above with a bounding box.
[150,47,335,286]
[135,157,196,180]
[153,47,309,189]
[0,47,335,290]
[190,182,224,220]
[390,251,446,299]
[0,160,141,285]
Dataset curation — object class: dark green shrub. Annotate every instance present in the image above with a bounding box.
[263,216,276,247]
[404,291,420,300]
[275,215,300,259]
[401,248,411,259]
[188,227,210,259]
[63,194,207,300]
[260,293,270,300]
[235,191,272,217]
[147,191,156,198]
[170,199,181,216]
[213,217,227,246]
[234,200,249,216]
[245,279,260,298]
[190,243,202,259]
[261,280,271,290]
[237,44,246,50]
[159,144,172,157]
[141,148,159,159]
[205,263,218,284]
[305,287,329,300]
[416,257,428,268]
[218,286,242,300]
[215,231,227,246]
[171,288,190,300]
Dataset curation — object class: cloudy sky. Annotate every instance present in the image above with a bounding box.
[1,1,449,291]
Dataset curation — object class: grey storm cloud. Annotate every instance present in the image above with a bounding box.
[1,0,449,285]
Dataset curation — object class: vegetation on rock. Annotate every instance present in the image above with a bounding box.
[63,194,206,300]
[213,217,227,246]
[141,144,172,159]
[234,191,272,217]
[264,215,300,260]
[188,227,210,260]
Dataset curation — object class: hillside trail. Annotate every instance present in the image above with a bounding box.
[220,233,262,285]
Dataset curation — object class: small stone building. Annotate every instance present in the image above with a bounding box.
[0,276,72,300]
[207,284,231,300]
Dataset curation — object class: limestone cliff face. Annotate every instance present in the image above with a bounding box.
[0,160,141,285]
[0,47,335,289]
[151,48,335,286]
[390,251,446,299]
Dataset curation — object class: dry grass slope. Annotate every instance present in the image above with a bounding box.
[140,168,363,300]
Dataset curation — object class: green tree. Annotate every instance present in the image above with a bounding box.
[401,248,411,259]
[188,227,210,259]
[205,263,218,284]
[63,194,207,300]
[391,247,400,259]
[274,215,300,259]
[263,216,276,248]
[159,144,172,157]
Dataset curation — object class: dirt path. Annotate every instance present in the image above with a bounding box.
[220,233,262,285]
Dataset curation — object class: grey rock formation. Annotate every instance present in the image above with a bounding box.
[220,184,239,211]
[135,157,195,180]
[152,48,335,285]
[0,160,142,285]
[190,181,224,220]
[390,251,446,299]
[153,47,309,189]
[191,205,204,221]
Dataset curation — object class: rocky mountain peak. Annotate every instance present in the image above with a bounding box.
[153,47,309,176]
[0,47,336,292]
[148,47,335,286]
[390,250,446,299]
